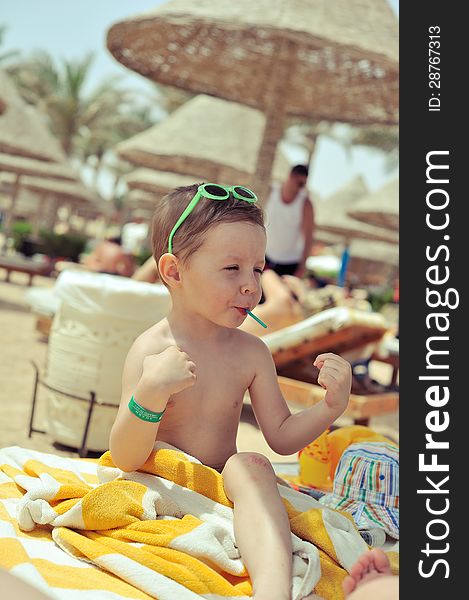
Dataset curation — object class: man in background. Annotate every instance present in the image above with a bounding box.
[264,164,315,278]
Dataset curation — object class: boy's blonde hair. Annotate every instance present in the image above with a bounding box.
[151,183,265,284]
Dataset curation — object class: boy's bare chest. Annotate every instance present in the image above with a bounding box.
[155,341,253,464]
[166,349,251,417]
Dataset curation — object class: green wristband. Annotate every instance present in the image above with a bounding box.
[128,395,166,423]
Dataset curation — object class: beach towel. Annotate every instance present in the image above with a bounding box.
[0,445,398,599]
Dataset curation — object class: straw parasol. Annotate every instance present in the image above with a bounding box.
[315,176,399,245]
[126,189,155,206]
[347,178,398,232]
[0,173,104,232]
[6,176,99,205]
[123,190,157,221]
[347,238,398,286]
[116,95,291,186]
[349,239,398,266]
[107,0,399,201]
[0,70,66,163]
[125,169,200,198]
[0,77,6,114]
[0,70,88,235]
[0,152,78,182]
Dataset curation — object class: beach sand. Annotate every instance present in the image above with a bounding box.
[0,271,398,466]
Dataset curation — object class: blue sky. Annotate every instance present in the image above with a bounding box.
[2,1,399,198]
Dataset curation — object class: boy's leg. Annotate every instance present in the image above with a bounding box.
[222,452,293,600]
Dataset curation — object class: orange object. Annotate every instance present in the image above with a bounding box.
[298,429,333,491]
[327,425,397,480]
[298,425,398,490]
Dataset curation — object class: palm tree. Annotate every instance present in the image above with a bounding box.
[284,119,331,174]
[0,25,20,64]
[155,84,194,114]
[286,119,399,175]
[6,51,160,169]
[343,124,399,173]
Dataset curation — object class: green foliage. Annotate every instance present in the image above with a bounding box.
[39,230,88,261]
[0,24,20,64]
[11,220,32,235]
[6,51,159,161]
[286,121,399,172]
[135,248,152,267]
[368,287,395,313]
[10,220,33,250]
[9,220,87,261]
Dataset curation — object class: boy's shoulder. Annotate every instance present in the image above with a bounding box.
[231,328,270,359]
[231,330,274,384]
[129,318,173,359]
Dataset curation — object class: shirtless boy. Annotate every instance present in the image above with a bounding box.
[110,183,352,600]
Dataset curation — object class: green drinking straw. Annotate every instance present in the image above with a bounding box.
[244,309,267,328]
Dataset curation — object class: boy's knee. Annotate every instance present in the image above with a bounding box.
[225,452,273,472]
[222,452,275,499]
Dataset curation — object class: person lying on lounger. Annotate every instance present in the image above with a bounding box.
[110,182,352,600]
[56,238,136,278]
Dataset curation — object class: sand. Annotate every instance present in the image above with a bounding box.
[0,270,398,466]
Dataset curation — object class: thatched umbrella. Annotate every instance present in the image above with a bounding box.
[347,178,398,232]
[0,173,103,233]
[0,158,93,236]
[350,239,398,266]
[107,0,398,201]
[0,70,84,235]
[126,190,155,208]
[124,190,158,221]
[116,94,291,186]
[0,153,78,182]
[0,76,6,114]
[125,169,199,198]
[347,238,398,286]
[0,70,65,163]
[305,236,398,285]
[315,176,399,245]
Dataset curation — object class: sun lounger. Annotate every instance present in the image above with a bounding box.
[277,376,398,426]
[37,270,171,452]
[242,375,398,428]
[258,312,397,427]
[0,255,53,285]
[371,334,399,387]
[262,307,388,368]
[24,286,60,337]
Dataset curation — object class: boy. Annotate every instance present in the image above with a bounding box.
[110,183,352,600]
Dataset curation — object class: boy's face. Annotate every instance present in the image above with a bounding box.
[179,221,266,329]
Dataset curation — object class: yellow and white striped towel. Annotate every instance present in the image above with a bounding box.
[0,445,397,599]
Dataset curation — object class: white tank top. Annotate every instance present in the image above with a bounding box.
[265,182,307,263]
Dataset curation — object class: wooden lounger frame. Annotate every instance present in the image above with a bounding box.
[0,256,53,286]
[270,325,387,368]
[277,375,399,426]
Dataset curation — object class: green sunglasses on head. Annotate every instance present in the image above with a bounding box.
[167,183,258,253]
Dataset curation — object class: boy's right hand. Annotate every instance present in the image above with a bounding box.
[138,346,197,403]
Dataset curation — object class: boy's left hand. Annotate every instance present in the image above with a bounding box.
[313,353,352,415]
